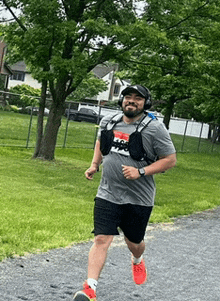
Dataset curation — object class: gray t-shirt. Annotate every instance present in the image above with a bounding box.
[96,113,176,207]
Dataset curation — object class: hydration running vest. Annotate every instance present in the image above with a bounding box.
[100,112,158,165]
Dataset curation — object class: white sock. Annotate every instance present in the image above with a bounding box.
[133,255,143,265]
[87,278,98,291]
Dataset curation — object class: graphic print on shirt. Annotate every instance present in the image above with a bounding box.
[111,130,130,156]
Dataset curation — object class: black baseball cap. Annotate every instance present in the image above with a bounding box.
[121,85,149,99]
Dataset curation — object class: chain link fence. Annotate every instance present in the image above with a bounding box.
[0,90,219,154]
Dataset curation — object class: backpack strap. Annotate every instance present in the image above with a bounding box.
[103,113,124,130]
[135,113,158,164]
[101,112,158,164]
[104,112,156,131]
[135,112,157,133]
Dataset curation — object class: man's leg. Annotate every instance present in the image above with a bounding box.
[73,234,113,300]
[88,234,114,280]
[124,236,145,258]
[124,236,147,285]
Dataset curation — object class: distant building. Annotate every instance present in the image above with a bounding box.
[8,61,130,103]
[1,38,129,102]
[8,61,41,89]
[0,40,13,89]
[91,64,130,103]
[0,40,13,105]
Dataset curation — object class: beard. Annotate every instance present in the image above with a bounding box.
[122,104,145,118]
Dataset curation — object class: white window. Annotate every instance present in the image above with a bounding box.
[113,84,120,96]
[11,71,25,81]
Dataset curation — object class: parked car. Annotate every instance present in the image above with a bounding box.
[65,107,104,123]
[20,106,50,116]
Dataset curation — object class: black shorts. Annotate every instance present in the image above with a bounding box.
[93,197,153,244]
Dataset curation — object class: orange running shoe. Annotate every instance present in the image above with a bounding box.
[132,259,147,285]
[73,281,96,301]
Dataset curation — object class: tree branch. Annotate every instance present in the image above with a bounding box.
[120,57,180,73]
[79,31,93,52]
[165,0,210,31]
[2,0,27,31]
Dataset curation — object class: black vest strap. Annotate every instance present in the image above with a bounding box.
[100,113,157,164]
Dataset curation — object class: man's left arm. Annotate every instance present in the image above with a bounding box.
[122,153,176,180]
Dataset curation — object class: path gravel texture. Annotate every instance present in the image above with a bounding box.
[0,207,219,301]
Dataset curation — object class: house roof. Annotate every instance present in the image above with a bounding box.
[93,64,118,78]
[9,61,118,79]
[2,62,13,75]
[10,61,27,72]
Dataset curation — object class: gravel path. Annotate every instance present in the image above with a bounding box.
[0,207,219,301]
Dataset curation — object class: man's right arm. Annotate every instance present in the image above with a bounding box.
[85,140,103,180]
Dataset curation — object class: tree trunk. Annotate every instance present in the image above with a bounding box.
[218,126,220,142]
[33,79,47,158]
[208,124,212,140]
[163,98,175,129]
[211,125,220,143]
[36,101,65,160]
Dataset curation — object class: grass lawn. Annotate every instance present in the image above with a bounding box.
[0,147,97,261]
[0,111,98,148]
[0,111,219,261]
[0,146,219,261]
[1,111,220,153]
[153,152,220,221]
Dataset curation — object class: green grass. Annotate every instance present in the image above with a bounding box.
[171,133,220,154]
[0,111,34,146]
[1,111,220,153]
[0,111,98,148]
[0,111,220,261]
[153,152,220,222]
[0,147,99,260]
[0,147,219,261]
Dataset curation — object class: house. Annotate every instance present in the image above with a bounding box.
[0,40,13,105]
[1,38,129,102]
[91,64,130,103]
[8,61,41,89]
[0,40,14,85]
[8,60,129,103]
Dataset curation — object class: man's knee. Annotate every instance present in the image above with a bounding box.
[125,236,145,252]
[125,236,143,246]
[94,235,113,247]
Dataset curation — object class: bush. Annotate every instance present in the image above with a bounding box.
[1,105,12,111]
[10,105,19,112]
[9,84,41,108]
[0,104,19,112]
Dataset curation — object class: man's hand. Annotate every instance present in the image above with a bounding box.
[122,165,140,180]
[85,166,97,180]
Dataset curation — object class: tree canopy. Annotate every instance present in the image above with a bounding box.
[117,0,220,130]
[1,0,220,157]
[1,0,140,160]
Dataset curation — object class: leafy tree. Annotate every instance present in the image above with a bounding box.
[9,84,41,107]
[2,0,138,160]
[66,72,108,102]
[173,0,220,142]
[117,0,220,130]
[193,2,220,131]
